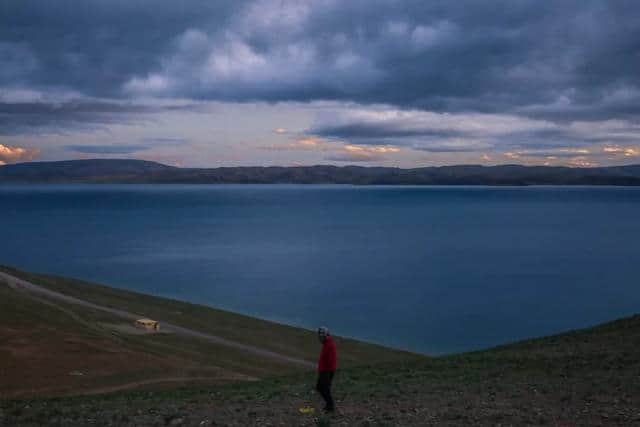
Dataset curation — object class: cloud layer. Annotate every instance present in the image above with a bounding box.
[64,144,151,154]
[2,1,640,119]
[1,1,640,166]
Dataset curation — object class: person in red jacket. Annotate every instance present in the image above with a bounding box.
[316,326,337,412]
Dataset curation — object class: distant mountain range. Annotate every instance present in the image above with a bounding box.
[2,159,640,185]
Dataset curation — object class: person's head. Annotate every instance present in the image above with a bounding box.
[318,326,329,343]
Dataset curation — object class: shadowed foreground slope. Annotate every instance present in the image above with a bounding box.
[1,266,639,425]
[0,266,417,399]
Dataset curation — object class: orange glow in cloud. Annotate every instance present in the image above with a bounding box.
[503,152,520,159]
[502,150,601,167]
[273,128,287,134]
[0,143,40,165]
[603,146,640,157]
[603,146,623,153]
[263,137,402,160]
[260,136,326,151]
[344,145,400,153]
[567,157,598,167]
[295,137,321,147]
[560,148,590,154]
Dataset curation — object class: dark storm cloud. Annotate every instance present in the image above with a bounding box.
[309,123,464,139]
[0,1,238,96]
[0,99,192,135]
[306,106,640,154]
[0,101,152,115]
[2,0,640,123]
[413,145,482,153]
[502,126,640,150]
[324,153,384,162]
[498,128,586,150]
[65,144,151,154]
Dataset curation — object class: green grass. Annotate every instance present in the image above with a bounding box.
[0,265,419,368]
[0,284,88,332]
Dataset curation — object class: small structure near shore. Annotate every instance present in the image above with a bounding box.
[135,318,160,332]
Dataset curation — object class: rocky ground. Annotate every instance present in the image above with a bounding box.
[3,314,640,426]
[1,267,639,426]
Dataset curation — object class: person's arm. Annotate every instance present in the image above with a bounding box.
[328,341,337,371]
[318,343,328,371]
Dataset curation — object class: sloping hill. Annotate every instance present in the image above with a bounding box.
[0,159,176,183]
[1,267,639,425]
[2,159,640,184]
[0,266,417,399]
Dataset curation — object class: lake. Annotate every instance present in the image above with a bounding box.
[1,184,639,354]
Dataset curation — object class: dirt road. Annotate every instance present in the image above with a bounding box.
[0,271,314,369]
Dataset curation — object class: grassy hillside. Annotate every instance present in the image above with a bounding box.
[1,266,639,425]
[2,315,639,426]
[0,266,418,399]
[0,282,254,397]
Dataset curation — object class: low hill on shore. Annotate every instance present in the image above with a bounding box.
[2,159,640,185]
[1,266,639,426]
[0,266,414,400]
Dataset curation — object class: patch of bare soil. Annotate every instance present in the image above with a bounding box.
[0,324,217,398]
[4,315,640,426]
[77,375,258,397]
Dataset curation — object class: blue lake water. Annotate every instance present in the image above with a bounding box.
[1,184,639,354]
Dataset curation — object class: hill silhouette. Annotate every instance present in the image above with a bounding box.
[2,159,640,185]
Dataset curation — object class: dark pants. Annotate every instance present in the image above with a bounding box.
[316,371,335,410]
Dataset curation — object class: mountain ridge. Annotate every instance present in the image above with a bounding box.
[2,158,640,185]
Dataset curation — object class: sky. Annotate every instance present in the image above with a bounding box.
[1,0,640,168]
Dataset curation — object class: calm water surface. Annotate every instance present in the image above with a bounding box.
[1,185,639,354]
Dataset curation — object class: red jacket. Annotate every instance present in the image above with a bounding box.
[318,336,337,372]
